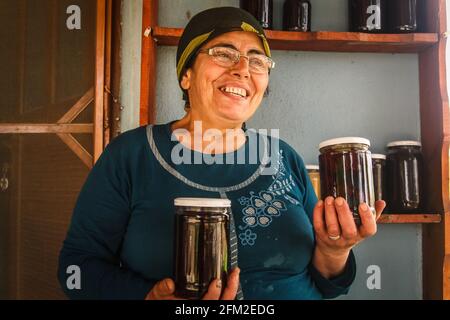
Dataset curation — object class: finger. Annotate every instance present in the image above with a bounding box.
[375,200,386,221]
[312,200,327,239]
[221,268,240,300]
[334,197,358,240]
[201,278,222,300]
[358,203,377,238]
[324,196,341,238]
[149,278,176,300]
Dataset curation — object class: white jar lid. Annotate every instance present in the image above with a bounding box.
[371,154,386,160]
[305,165,320,170]
[319,137,371,150]
[174,197,231,207]
[387,140,422,148]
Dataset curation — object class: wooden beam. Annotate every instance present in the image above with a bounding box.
[56,133,93,169]
[378,214,442,224]
[0,124,93,134]
[94,0,106,163]
[139,0,158,125]
[421,0,449,300]
[103,0,113,147]
[57,88,94,124]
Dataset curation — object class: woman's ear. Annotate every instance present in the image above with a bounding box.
[180,69,192,90]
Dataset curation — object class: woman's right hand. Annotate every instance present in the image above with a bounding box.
[145,267,240,300]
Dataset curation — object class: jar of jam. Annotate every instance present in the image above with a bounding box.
[306,165,320,198]
[319,137,375,226]
[386,141,424,212]
[173,198,230,299]
[388,0,417,33]
[240,0,273,29]
[371,154,386,202]
[349,0,388,33]
[283,0,312,32]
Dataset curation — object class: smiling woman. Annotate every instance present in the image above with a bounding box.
[58,6,386,301]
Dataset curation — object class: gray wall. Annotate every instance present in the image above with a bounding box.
[121,0,423,299]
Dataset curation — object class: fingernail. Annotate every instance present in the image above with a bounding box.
[336,198,344,206]
[326,197,333,205]
[317,200,323,207]
[216,279,222,289]
[360,203,368,211]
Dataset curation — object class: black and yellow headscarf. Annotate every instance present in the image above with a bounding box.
[176,7,272,100]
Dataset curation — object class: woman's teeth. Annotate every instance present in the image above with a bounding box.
[220,87,247,98]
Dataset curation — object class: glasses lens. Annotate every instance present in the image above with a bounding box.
[248,55,271,74]
[211,47,238,67]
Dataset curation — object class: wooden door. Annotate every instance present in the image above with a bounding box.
[0,0,105,299]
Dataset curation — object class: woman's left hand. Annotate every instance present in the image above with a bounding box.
[312,196,386,258]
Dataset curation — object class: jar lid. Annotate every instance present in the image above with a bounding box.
[174,197,231,207]
[305,165,320,170]
[387,140,422,148]
[319,137,371,150]
[371,154,386,160]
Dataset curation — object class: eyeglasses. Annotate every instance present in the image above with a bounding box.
[198,46,275,74]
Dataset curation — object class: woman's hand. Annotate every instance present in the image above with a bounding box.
[311,197,386,278]
[145,267,240,300]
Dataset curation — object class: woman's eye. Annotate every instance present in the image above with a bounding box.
[249,57,264,67]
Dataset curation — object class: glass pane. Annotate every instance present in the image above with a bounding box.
[0,134,90,299]
[0,0,96,124]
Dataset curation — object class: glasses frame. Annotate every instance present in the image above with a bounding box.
[197,46,275,74]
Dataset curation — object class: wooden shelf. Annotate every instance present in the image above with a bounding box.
[378,214,442,224]
[151,27,439,53]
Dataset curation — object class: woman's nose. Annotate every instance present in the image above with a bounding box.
[230,56,250,79]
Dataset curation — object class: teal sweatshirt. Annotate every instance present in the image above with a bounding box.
[58,122,356,300]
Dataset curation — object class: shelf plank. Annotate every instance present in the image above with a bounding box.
[151,27,439,53]
[378,214,441,224]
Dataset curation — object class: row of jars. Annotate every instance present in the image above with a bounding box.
[240,0,420,33]
[306,138,424,223]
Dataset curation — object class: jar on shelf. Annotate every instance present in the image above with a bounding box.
[371,154,386,202]
[319,137,375,226]
[306,164,320,198]
[283,0,312,32]
[386,141,424,212]
[240,0,273,30]
[349,0,388,33]
[388,0,418,33]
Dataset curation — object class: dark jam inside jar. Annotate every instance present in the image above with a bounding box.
[386,142,424,213]
[349,0,388,33]
[371,154,386,202]
[388,0,417,33]
[240,0,273,29]
[319,139,375,226]
[174,199,229,299]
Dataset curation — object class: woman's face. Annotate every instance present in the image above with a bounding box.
[181,31,270,128]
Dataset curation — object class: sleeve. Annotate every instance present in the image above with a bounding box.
[288,145,356,299]
[57,137,154,300]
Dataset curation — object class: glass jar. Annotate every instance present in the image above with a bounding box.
[240,0,273,29]
[283,0,312,32]
[371,154,386,202]
[386,141,424,212]
[319,137,375,226]
[306,164,320,198]
[388,0,417,33]
[349,0,388,33]
[173,198,230,299]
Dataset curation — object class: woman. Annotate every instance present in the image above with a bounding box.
[58,7,385,300]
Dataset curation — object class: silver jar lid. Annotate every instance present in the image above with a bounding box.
[319,137,371,150]
[371,154,386,160]
[387,140,422,148]
[174,197,231,208]
[305,165,320,171]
